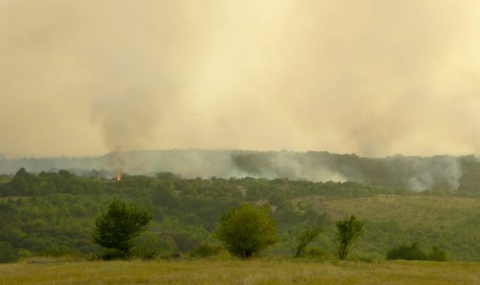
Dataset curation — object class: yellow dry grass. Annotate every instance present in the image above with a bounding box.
[1,259,480,285]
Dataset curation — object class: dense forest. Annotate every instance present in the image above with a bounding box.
[2,150,480,194]
[2,162,480,262]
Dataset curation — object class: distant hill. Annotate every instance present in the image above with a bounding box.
[1,149,480,193]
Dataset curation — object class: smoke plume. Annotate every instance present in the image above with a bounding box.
[406,156,462,192]
[0,1,479,158]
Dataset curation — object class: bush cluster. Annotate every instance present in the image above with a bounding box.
[387,242,447,261]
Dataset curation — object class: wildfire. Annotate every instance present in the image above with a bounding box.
[115,172,121,182]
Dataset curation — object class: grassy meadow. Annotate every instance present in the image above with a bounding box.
[1,259,480,285]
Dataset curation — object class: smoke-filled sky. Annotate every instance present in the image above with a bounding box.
[1,0,480,158]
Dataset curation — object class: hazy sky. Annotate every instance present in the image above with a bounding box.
[1,0,479,158]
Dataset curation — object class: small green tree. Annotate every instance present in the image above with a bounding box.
[295,228,322,257]
[214,204,279,259]
[93,200,152,259]
[335,215,365,260]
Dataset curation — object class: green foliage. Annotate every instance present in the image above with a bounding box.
[429,246,448,261]
[387,242,427,260]
[297,201,311,211]
[0,241,18,263]
[214,204,279,259]
[295,228,322,257]
[130,231,175,259]
[0,167,478,261]
[387,242,447,261]
[93,200,152,259]
[335,215,365,260]
[190,242,223,258]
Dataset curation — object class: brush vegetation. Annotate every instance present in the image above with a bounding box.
[1,165,480,262]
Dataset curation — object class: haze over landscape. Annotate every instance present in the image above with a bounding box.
[1,0,480,158]
[7,2,480,272]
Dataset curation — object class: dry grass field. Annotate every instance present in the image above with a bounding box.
[1,259,480,285]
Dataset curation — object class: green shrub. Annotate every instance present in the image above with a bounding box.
[131,232,176,259]
[190,242,223,258]
[0,241,18,263]
[387,242,447,261]
[304,247,331,259]
[428,246,448,261]
[294,228,322,257]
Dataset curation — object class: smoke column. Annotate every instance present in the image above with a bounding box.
[0,1,479,157]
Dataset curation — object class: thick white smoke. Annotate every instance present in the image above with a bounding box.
[0,1,480,158]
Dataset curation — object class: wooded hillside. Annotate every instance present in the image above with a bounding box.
[1,167,480,262]
[2,150,480,194]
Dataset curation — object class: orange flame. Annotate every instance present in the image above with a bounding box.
[116,172,121,181]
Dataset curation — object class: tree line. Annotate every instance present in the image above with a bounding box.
[93,200,368,261]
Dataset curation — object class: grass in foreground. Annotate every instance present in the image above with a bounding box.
[1,258,480,285]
